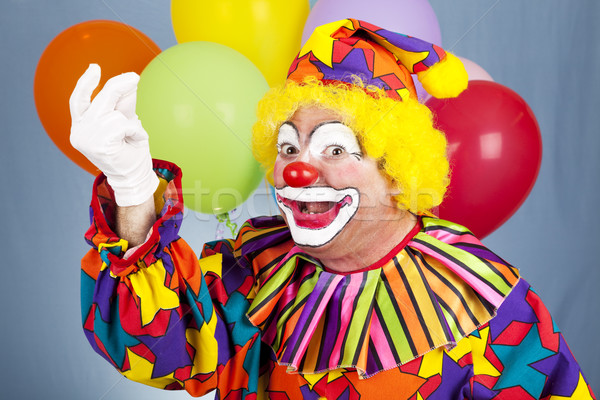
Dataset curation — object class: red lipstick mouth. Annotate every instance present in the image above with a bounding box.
[277,194,352,229]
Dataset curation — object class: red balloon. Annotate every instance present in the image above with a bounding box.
[34,20,161,175]
[283,161,319,187]
[425,80,542,238]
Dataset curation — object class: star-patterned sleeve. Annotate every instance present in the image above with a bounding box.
[79,159,267,397]
[78,159,595,399]
[468,279,595,399]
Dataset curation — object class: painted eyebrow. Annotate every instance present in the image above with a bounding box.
[309,121,344,137]
[280,120,345,138]
[278,121,299,140]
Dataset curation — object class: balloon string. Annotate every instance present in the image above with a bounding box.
[216,211,238,238]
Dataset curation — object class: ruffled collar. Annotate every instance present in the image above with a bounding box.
[246,217,520,379]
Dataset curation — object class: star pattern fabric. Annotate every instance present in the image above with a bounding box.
[80,160,596,399]
[288,18,447,100]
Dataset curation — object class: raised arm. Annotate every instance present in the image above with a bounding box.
[70,64,158,246]
[70,66,271,397]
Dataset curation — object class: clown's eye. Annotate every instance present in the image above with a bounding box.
[279,143,299,155]
[325,146,345,157]
[309,122,362,160]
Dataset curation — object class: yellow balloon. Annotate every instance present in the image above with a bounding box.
[171,0,309,87]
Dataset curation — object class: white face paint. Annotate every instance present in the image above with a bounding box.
[275,122,363,247]
[276,123,301,157]
[308,123,363,162]
[276,186,360,247]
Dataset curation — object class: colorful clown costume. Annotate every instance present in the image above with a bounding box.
[80,161,595,399]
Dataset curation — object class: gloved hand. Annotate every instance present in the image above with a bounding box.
[70,64,159,207]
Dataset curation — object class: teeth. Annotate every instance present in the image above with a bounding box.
[300,201,335,214]
[302,209,320,215]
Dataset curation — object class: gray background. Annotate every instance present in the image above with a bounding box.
[1,0,598,398]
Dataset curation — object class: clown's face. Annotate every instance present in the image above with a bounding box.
[274,106,406,259]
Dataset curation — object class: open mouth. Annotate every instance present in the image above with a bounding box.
[275,185,359,247]
[277,194,353,229]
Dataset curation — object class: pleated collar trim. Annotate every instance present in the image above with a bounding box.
[246,217,520,378]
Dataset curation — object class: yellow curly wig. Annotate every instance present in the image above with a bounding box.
[252,77,449,214]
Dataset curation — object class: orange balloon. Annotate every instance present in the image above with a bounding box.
[34,20,161,175]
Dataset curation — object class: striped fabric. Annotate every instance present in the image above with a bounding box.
[246,217,520,378]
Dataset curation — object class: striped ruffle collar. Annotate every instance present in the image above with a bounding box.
[246,217,520,379]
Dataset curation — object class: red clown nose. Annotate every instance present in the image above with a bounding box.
[283,162,319,187]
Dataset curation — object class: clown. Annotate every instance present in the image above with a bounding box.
[71,19,595,399]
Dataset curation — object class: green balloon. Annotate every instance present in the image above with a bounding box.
[137,42,267,214]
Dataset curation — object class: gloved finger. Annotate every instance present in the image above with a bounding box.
[100,116,147,145]
[69,63,101,120]
[115,88,137,120]
[122,119,150,146]
[86,71,140,118]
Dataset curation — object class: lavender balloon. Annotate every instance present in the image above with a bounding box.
[302,0,442,46]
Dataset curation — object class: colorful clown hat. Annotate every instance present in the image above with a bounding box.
[287,19,468,101]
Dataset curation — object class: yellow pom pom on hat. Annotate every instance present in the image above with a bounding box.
[287,18,468,100]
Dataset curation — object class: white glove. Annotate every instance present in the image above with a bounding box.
[70,64,159,207]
